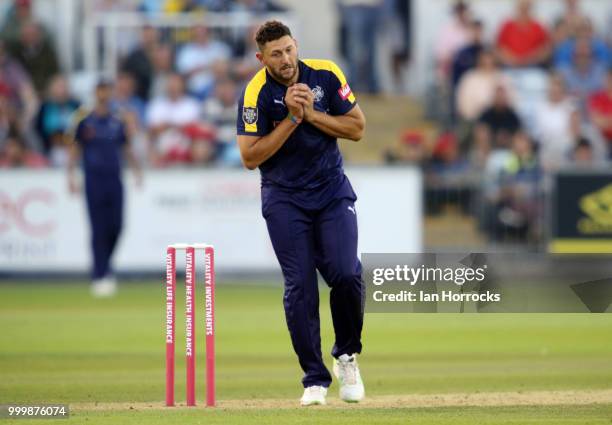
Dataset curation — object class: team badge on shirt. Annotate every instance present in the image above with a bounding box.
[83,124,96,141]
[311,85,324,103]
[242,107,258,125]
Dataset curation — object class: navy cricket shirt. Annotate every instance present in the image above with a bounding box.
[237,59,357,196]
[74,110,127,176]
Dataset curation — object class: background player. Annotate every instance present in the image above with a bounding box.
[67,80,142,297]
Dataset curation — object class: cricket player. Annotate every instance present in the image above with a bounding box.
[68,80,141,297]
[236,21,366,406]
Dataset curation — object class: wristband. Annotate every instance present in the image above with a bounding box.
[287,112,302,125]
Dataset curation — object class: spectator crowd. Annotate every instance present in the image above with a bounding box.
[0,0,286,170]
[3,0,612,245]
[390,0,612,243]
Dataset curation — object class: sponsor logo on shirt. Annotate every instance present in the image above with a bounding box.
[338,83,352,100]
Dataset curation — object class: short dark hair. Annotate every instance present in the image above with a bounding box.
[575,137,592,151]
[96,78,113,89]
[255,20,292,51]
[453,0,467,13]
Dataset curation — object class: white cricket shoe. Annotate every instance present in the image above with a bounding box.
[333,354,365,403]
[91,277,117,298]
[300,385,327,406]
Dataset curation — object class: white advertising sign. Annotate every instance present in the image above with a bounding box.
[0,168,421,273]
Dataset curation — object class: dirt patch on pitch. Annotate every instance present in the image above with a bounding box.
[74,389,612,411]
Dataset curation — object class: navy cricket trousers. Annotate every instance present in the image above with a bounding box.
[85,175,123,280]
[264,195,364,388]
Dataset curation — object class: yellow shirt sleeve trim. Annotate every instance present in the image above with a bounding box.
[302,59,356,103]
[243,68,267,133]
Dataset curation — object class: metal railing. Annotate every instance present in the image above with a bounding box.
[81,11,298,77]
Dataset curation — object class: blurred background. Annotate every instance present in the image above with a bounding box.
[1,0,612,277]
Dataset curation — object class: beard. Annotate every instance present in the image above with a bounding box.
[269,60,298,84]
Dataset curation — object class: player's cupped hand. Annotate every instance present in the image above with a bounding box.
[285,85,304,121]
[293,84,315,120]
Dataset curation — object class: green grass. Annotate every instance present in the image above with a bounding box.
[0,282,611,424]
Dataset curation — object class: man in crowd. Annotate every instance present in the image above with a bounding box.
[496,0,551,68]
